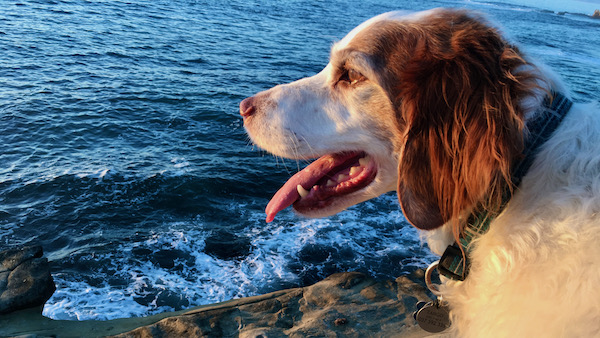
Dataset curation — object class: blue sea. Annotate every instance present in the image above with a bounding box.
[1,0,598,321]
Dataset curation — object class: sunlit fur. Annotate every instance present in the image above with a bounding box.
[436,102,600,337]
[243,8,600,336]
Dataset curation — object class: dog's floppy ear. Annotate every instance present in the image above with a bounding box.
[394,11,537,233]
[397,132,445,230]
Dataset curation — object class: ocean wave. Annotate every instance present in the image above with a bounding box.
[42,194,434,320]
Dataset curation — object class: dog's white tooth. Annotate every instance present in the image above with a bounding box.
[358,157,370,167]
[297,185,309,198]
[337,174,348,181]
[326,179,336,187]
[349,166,360,176]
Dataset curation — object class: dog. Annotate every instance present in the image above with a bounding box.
[240,8,600,337]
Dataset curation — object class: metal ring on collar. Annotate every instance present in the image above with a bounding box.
[425,260,443,297]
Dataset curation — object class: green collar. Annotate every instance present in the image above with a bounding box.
[438,92,573,281]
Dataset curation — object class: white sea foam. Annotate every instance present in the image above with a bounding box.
[42,194,434,320]
[43,277,153,320]
[171,157,191,169]
[76,167,112,180]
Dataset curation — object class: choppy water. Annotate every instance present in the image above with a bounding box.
[1,0,598,320]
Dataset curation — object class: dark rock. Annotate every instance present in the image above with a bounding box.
[0,245,55,315]
[203,230,252,260]
[0,271,9,291]
[151,249,186,269]
[334,317,348,326]
[0,245,43,273]
[298,243,333,263]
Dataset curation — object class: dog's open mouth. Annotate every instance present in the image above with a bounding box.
[265,151,377,222]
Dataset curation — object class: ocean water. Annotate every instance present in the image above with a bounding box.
[1,0,598,321]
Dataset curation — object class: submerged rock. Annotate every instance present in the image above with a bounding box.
[112,271,432,338]
[203,230,253,260]
[0,245,56,315]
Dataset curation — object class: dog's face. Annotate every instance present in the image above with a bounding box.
[242,9,537,232]
[241,12,415,223]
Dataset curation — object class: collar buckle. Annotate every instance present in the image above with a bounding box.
[438,244,467,281]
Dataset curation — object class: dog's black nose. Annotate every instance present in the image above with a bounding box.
[240,97,256,118]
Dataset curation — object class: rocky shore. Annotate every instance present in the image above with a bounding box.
[0,246,433,337]
[0,246,55,315]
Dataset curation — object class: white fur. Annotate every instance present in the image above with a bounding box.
[332,9,435,52]
[243,9,600,337]
[429,102,600,337]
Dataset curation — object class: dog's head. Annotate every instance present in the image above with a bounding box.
[241,9,541,235]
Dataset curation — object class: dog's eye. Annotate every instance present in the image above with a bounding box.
[339,68,366,86]
[348,69,365,84]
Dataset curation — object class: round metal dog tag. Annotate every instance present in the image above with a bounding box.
[416,303,451,333]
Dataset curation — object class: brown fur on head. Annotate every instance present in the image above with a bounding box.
[376,10,541,238]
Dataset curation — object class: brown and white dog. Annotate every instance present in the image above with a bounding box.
[240,8,600,337]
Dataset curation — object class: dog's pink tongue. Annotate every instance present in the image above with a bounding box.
[265,152,358,222]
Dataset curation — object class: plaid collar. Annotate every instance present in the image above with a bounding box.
[438,92,573,281]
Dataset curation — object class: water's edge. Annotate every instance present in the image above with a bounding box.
[0,271,430,337]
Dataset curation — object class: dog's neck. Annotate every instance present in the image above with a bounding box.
[437,92,573,281]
